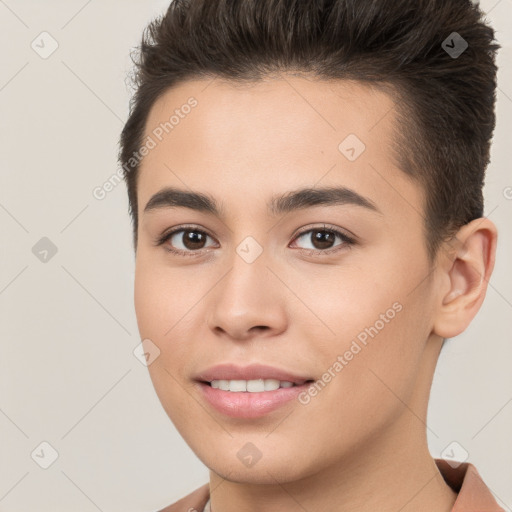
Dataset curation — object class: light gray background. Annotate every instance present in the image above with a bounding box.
[0,1,511,511]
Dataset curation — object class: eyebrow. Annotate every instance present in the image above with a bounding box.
[143,186,381,217]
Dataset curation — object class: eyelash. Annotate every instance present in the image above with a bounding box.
[154,223,356,257]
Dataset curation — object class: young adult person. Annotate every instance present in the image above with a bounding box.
[118,1,503,510]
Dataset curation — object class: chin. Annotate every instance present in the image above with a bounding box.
[194,441,320,485]
[209,462,306,485]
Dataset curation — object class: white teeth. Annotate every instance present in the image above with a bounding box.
[264,379,280,391]
[247,379,265,392]
[217,380,230,391]
[210,379,297,392]
[229,380,247,392]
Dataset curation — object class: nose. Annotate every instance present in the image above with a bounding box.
[205,248,288,342]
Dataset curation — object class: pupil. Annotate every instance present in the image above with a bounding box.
[313,230,334,249]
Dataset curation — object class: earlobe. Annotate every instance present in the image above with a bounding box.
[433,218,497,339]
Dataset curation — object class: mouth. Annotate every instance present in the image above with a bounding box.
[196,379,316,419]
[193,363,316,418]
[200,378,315,392]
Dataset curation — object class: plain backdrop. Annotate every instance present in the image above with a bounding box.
[0,1,511,511]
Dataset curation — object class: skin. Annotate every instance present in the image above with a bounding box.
[133,75,497,512]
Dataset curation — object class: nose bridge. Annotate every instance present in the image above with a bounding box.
[206,234,286,337]
[220,235,272,309]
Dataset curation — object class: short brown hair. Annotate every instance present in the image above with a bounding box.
[118,0,499,262]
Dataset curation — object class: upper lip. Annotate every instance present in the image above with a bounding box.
[194,363,314,385]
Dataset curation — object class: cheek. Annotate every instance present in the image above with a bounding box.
[292,308,424,465]
[291,264,403,357]
[296,259,430,417]
[134,259,163,332]
[134,264,198,429]
[133,260,209,382]
[134,259,189,338]
[134,263,185,378]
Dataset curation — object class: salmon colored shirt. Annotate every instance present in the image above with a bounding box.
[157,458,504,512]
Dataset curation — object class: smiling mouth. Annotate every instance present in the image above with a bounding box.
[196,378,316,418]
[201,378,315,392]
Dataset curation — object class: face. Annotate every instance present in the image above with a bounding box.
[134,76,442,483]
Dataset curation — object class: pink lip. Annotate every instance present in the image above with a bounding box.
[193,363,315,419]
[193,363,313,385]
[196,381,313,418]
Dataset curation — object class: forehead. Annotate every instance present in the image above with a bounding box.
[137,76,423,222]
[142,76,394,157]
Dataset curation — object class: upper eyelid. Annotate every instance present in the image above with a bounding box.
[293,224,355,240]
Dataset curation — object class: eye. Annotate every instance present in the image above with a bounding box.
[155,225,217,256]
[154,223,356,257]
[290,225,355,255]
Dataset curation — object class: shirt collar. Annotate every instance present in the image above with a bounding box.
[435,458,504,511]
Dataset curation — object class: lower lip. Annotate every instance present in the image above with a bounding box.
[196,381,312,418]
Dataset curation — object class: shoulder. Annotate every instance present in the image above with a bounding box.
[156,483,210,512]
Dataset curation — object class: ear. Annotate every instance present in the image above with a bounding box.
[433,218,498,339]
